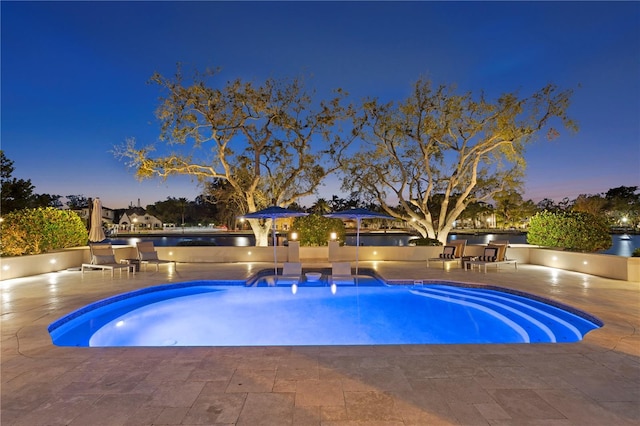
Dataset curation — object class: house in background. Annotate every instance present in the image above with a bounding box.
[118,207,163,231]
[71,203,115,227]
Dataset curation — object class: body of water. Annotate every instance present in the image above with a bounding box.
[49,281,600,347]
[107,232,638,257]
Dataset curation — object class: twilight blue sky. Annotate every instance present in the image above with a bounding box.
[2,1,639,210]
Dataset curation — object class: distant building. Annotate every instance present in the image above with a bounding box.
[70,204,115,225]
[118,207,163,231]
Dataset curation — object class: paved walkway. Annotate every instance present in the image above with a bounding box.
[1,261,639,425]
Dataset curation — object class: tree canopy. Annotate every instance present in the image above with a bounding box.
[1,151,62,212]
[341,79,577,244]
[115,67,357,245]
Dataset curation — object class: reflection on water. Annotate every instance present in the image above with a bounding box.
[614,237,637,257]
[449,234,527,245]
[107,232,638,257]
[109,234,256,247]
[344,234,420,247]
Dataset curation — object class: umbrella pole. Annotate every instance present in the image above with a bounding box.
[355,219,361,281]
[87,197,93,231]
[272,218,277,277]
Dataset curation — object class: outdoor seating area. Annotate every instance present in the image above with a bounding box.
[466,240,518,272]
[277,261,302,285]
[331,261,355,285]
[427,239,467,269]
[136,241,177,272]
[81,243,135,277]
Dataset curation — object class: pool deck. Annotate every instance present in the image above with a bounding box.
[1,261,639,425]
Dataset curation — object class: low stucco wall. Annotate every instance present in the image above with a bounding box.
[1,244,638,282]
[0,246,137,281]
[529,248,640,282]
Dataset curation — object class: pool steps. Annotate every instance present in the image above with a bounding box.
[410,285,594,343]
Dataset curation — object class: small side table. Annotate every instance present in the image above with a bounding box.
[462,256,477,271]
[120,258,140,272]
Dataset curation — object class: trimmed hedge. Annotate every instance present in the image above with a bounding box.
[410,237,442,246]
[527,210,612,252]
[0,207,88,256]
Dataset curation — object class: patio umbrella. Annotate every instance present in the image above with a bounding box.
[324,208,394,277]
[240,206,308,276]
[88,197,106,242]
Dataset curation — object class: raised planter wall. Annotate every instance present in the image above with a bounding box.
[1,244,638,282]
[529,248,640,282]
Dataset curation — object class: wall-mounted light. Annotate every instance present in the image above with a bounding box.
[49,259,57,265]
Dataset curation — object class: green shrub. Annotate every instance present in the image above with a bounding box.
[292,214,346,246]
[632,248,640,257]
[527,210,612,252]
[410,237,442,246]
[0,207,88,256]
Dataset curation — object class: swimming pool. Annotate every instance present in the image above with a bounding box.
[49,279,602,347]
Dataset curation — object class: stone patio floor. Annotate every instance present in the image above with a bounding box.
[1,261,639,425]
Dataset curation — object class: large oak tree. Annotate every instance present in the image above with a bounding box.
[342,79,577,244]
[116,67,357,245]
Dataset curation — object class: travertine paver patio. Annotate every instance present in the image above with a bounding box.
[1,261,639,425]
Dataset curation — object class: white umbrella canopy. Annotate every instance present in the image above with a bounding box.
[88,198,106,242]
[324,208,394,277]
[240,206,308,276]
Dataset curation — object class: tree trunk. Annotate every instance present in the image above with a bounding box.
[248,219,272,247]
[436,231,449,246]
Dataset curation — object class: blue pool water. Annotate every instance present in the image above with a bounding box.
[49,280,601,347]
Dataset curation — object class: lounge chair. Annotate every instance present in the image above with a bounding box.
[81,244,135,277]
[427,239,467,269]
[277,262,302,285]
[467,240,517,272]
[331,262,354,285]
[136,241,176,272]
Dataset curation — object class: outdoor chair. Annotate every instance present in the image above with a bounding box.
[331,262,354,285]
[467,240,517,273]
[136,241,176,272]
[277,262,302,285]
[81,244,135,277]
[427,239,467,269]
